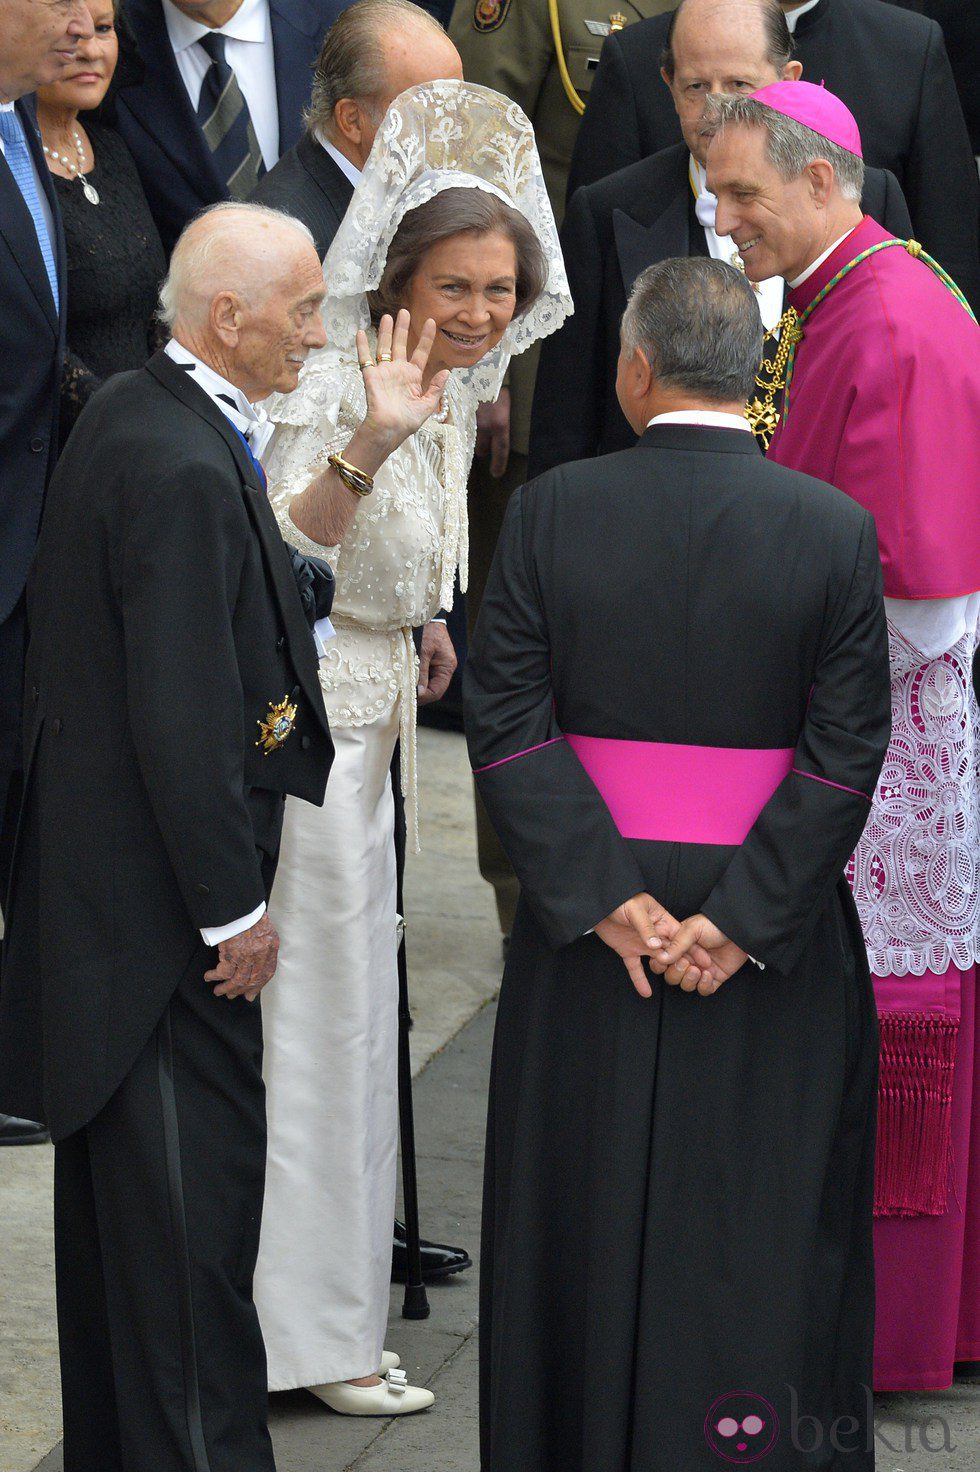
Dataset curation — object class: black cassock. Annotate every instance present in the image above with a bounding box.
[463,424,892,1472]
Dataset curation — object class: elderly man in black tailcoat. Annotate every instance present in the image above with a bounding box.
[0,199,444,1472]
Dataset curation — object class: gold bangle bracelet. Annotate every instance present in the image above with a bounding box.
[327,452,374,498]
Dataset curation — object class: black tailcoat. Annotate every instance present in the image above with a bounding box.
[0,352,333,1141]
[567,0,980,308]
[528,144,911,476]
[0,353,333,1470]
[250,130,354,259]
[114,0,348,253]
[465,427,891,1470]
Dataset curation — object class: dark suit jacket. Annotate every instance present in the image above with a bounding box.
[114,0,347,253]
[0,97,66,624]
[925,1,980,152]
[0,352,334,1139]
[529,143,913,476]
[250,130,354,259]
[567,0,980,308]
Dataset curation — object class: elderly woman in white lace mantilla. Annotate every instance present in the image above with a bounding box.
[252,82,571,1416]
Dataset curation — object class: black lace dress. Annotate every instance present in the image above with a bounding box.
[53,120,167,444]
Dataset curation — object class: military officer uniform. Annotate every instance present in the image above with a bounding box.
[449,0,674,936]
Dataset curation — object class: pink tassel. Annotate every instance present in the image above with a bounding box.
[874,1012,958,1217]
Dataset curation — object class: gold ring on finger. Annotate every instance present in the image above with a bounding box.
[358,360,374,371]
[377,352,393,362]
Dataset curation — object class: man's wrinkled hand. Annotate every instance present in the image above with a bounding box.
[658,914,749,996]
[417,621,457,705]
[474,387,511,478]
[204,913,280,1002]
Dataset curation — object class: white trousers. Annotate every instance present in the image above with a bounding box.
[255,708,400,1389]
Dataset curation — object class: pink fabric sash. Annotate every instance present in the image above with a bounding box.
[566,734,794,845]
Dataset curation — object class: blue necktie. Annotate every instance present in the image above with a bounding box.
[0,108,59,314]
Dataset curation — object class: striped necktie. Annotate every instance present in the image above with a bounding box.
[196,32,265,199]
[0,108,59,313]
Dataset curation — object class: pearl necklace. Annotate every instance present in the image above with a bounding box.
[43,125,100,205]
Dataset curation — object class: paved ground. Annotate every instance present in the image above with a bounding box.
[3,727,980,1471]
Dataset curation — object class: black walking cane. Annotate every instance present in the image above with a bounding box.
[392,749,430,1320]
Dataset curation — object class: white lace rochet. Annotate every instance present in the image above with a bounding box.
[263,81,572,845]
[848,618,980,976]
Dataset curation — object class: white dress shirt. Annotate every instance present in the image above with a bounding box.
[0,99,57,255]
[162,0,280,170]
[689,157,785,334]
[784,0,822,34]
[647,409,752,433]
[164,338,270,946]
[315,130,363,188]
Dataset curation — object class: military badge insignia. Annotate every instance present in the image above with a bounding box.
[473,0,511,32]
[256,696,297,754]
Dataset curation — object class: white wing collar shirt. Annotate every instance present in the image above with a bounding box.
[162,0,280,169]
[784,0,821,33]
[690,157,785,334]
[163,337,271,946]
[314,129,363,188]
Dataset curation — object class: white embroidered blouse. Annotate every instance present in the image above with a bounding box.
[263,346,477,841]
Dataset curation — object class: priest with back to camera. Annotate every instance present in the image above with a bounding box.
[466,253,892,1471]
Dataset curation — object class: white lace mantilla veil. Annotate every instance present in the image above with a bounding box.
[284,79,572,414]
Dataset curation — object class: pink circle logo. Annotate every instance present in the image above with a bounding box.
[704,1392,779,1463]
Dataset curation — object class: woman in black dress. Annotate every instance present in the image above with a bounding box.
[35,0,166,444]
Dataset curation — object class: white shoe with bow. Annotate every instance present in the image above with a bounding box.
[308,1367,434,1416]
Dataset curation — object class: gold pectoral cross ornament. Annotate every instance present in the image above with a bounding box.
[256,696,297,754]
[744,308,803,451]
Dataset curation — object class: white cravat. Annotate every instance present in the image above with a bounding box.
[162,0,280,169]
[784,0,821,34]
[164,338,273,459]
[689,158,785,333]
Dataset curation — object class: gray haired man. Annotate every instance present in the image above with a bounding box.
[253,0,462,258]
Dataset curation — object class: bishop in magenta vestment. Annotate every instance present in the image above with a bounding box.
[768,212,980,1390]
